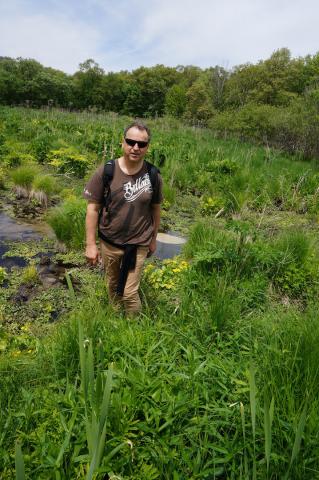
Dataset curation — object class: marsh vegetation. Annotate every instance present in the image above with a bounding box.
[0,107,319,478]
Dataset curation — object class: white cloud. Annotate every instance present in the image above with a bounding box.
[0,0,318,73]
[0,5,102,73]
[124,0,319,69]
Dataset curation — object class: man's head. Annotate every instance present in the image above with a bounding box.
[122,121,151,164]
[124,121,151,142]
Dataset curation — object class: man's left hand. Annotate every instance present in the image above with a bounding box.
[148,237,157,257]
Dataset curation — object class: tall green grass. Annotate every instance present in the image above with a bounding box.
[47,197,87,249]
[11,165,39,189]
[2,106,319,217]
[0,265,318,478]
[1,107,319,478]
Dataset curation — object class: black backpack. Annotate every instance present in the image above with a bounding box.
[102,159,160,210]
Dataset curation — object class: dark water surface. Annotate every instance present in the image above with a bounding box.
[0,211,46,269]
[0,211,186,270]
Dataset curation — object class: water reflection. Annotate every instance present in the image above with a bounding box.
[156,232,186,260]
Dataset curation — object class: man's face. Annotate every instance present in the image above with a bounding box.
[122,127,149,164]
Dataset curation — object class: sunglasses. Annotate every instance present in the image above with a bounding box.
[125,138,149,149]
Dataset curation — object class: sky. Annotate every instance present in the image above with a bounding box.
[0,0,318,74]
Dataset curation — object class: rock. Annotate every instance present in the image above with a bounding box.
[39,256,51,266]
[40,274,60,288]
[12,285,32,303]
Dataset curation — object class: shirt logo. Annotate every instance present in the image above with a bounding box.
[123,173,152,202]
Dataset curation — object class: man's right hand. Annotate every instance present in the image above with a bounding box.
[85,244,100,265]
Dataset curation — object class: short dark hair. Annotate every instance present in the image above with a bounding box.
[124,121,151,141]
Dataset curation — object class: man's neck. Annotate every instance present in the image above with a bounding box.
[118,156,144,175]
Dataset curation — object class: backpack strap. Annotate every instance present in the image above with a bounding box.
[102,159,115,209]
[145,160,161,204]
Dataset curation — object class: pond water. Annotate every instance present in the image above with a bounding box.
[156,232,186,260]
[0,211,49,269]
[0,211,186,269]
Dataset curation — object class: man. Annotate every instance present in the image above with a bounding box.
[83,121,162,315]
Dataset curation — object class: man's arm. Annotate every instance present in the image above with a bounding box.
[149,203,161,255]
[85,201,102,265]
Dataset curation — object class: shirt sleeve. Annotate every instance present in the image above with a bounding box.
[151,173,163,205]
[83,165,104,203]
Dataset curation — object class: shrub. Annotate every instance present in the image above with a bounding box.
[274,262,312,298]
[32,175,58,196]
[4,152,36,168]
[143,257,189,291]
[59,188,77,200]
[209,103,278,142]
[148,143,167,168]
[85,132,122,159]
[11,165,39,189]
[183,222,238,273]
[47,198,87,249]
[268,231,319,298]
[0,131,9,159]
[236,273,268,311]
[31,134,54,163]
[0,131,5,147]
[0,267,7,285]
[21,263,39,285]
[200,195,225,215]
[29,175,59,207]
[0,167,6,189]
[48,148,91,178]
[206,158,238,175]
[272,230,311,271]
[162,183,176,206]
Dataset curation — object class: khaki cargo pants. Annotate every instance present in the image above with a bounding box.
[100,241,149,314]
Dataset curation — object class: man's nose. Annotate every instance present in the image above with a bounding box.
[132,142,140,149]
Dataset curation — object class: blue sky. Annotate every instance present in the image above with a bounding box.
[1,0,318,74]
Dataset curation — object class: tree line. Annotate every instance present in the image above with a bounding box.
[1,49,319,157]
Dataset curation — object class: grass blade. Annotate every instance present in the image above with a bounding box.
[65,271,76,300]
[99,366,113,433]
[248,364,257,480]
[248,365,257,441]
[86,366,114,480]
[15,441,25,480]
[264,394,274,473]
[290,404,307,466]
[55,409,78,468]
[240,402,246,444]
[78,320,89,404]
[87,342,95,407]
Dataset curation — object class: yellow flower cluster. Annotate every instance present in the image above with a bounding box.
[11,349,34,357]
[20,323,31,332]
[144,258,189,291]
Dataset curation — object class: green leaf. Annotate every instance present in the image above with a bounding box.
[15,441,25,480]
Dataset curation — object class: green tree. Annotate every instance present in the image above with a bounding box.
[165,84,187,117]
[122,81,144,116]
[0,57,22,104]
[101,71,129,112]
[225,49,307,108]
[72,59,105,109]
[126,65,180,116]
[175,65,202,88]
[184,74,216,124]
